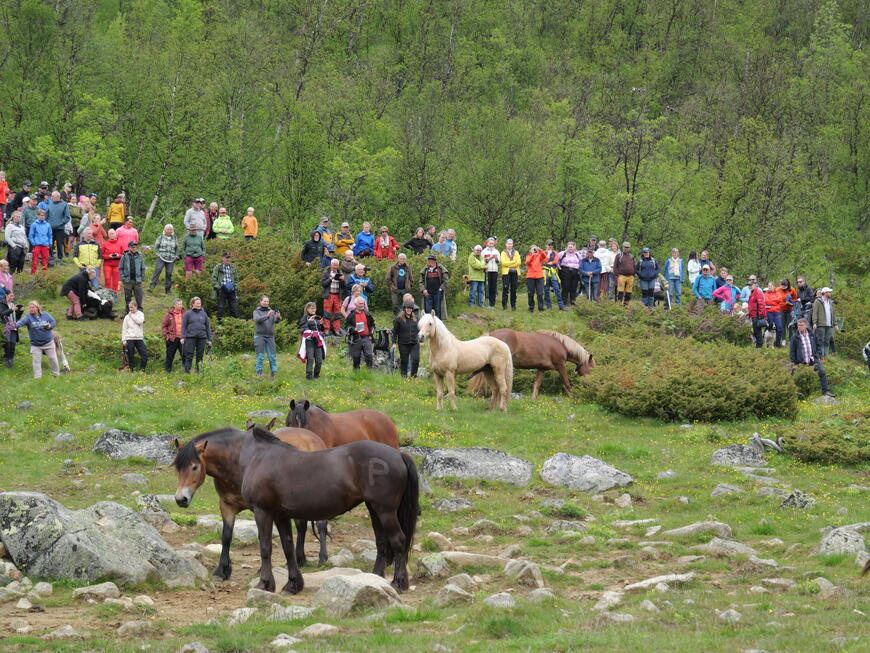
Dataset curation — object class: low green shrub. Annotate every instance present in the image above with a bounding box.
[777,411,869,465]
[575,335,798,421]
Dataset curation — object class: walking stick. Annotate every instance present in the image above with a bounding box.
[666,281,672,311]
[587,274,592,301]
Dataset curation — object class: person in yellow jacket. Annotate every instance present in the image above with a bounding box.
[241,207,258,240]
[499,238,521,310]
[107,194,126,229]
[334,221,355,258]
[212,207,235,239]
[71,228,102,282]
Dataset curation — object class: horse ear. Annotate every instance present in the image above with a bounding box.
[266,417,277,430]
[245,419,254,430]
[289,399,296,410]
[303,399,310,410]
[173,438,180,450]
[430,310,436,317]
[196,440,208,453]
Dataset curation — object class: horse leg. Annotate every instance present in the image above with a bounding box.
[434,373,444,410]
[276,518,304,594]
[445,371,457,410]
[214,500,237,580]
[555,360,572,395]
[376,509,408,592]
[316,520,329,566]
[365,502,390,577]
[532,370,545,400]
[497,367,510,412]
[294,519,307,568]
[253,507,276,593]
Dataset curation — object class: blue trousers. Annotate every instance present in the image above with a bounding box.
[668,278,682,305]
[767,313,783,347]
[544,276,565,309]
[468,280,484,306]
[424,290,443,320]
[254,336,277,374]
[639,278,656,307]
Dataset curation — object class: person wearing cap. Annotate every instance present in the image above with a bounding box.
[467,244,486,308]
[100,229,124,290]
[212,207,235,239]
[580,246,602,303]
[664,248,684,306]
[404,227,431,256]
[183,198,207,238]
[107,194,126,230]
[612,241,637,305]
[211,252,239,319]
[28,209,53,274]
[811,287,836,360]
[60,267,96,320]
[116,217,139,252]
[21,195,38,231]
[481,237,500,308]
[387,252,413,314]
[347,263,375,302]
[393,299,420,377]
[745,276,767,347]
[149,224,179,294]
[712,275,740,313]
[525,243,547,312]
[542,240,567,310]
[353,221,375,258]
[44,191,71,264]
[119,241,146,313]
[375,226,400,261]
[320,258,346,335]
[60,182,73,203]
[241,207,258,240]
[36,181,50,205]
[334,221,354,257]
[182,225,205,278]
[5,211,27,274]
[315,217,335,258]
[790,318,835,398]
[499,238,521,310]
[636,247,660,308]
[420,254,448,320]
[691,264,717,307]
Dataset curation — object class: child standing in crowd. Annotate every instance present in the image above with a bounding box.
[242,207,258,240]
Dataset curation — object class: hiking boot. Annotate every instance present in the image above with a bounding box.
[256,371,264,378]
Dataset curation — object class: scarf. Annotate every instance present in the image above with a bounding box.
[297,330,327,362]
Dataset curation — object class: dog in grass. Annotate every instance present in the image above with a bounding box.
[762,327,776,348]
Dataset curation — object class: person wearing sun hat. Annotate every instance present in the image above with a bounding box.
[183,197,207,238]
[691,263,717,307]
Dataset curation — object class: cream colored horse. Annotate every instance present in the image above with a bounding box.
[417,312,513,411]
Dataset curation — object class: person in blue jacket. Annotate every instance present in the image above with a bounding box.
[636,248,660,308]
[15,300,60,378]
[353,221,375,258]
[663,248,684,305]
[692,264,717,306]
[44,191,71,264]
[347,263,375,301]
[28,209,54,273]
[579,247,602,301]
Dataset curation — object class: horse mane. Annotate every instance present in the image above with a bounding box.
[536,330,591,363]
[251,423,281,444]
[420,313,457,347]
[173,427,241,470]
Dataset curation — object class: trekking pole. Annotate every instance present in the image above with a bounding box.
[587,275,592,302]
[666,283,672,311]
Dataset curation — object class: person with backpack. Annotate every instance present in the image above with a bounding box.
[345,296,375,370]
[636,247,660,308]
[211,252,239,319]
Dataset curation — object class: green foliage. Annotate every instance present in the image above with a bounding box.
[778,411,869,465]
[576,336,799,422]
[481,615,529,639]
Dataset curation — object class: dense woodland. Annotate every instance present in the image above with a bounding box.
[1,0,868,278]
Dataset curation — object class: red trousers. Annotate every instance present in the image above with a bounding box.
[323,294,342,333]
[30,246,49,273]
[104,262,120,291]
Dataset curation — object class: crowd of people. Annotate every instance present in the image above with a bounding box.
[0,178,841,394]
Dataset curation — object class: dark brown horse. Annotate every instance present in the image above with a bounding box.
[241,424,419,594]
[285,399,400,449]
[469,328,595,398]
[172,424,329,581]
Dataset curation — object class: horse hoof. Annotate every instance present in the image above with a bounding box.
[390,578,409,593]
[212,565,232,581]
[296,557,307,568]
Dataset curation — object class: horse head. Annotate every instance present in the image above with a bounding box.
[172,437,209,508]
[418,311,438,344]
[286,398,311,427]
[574,352,595,376]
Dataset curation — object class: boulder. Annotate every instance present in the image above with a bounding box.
[436,583,473,607]
[118,620,155,637]
[528,588,556,602]
[72,582,120,600]
[540,453,633,492]
[624,572,694,592]
[266,604,315,622]
[594,612,635,625]
[757,487,789,498]
[178,643,211,653]
[269,635,302,649]
[247,409,285,420]
[711,444,766,467]
[780,490,816,510]
[227,607,257,626]
[54,433,76,443]
[639,599,659,612]
[121,473,148,486]
[814,528,866,556]
[711,483,744,497]
[42,625,81,640]
[441,551,508,568]
[446,573,477,591]
[415,553,449,579]
[661,521,732,539]
[312,573,404,617]
[592,590,623,611]
[692,537,757,557]
[299,623,339,637]
[92,430,176,464]
[612,519,659,529]
[546,519,588,533]
[433,498,474,513]
[327,548,354,567]
[246,588,288,608]
[719,608,741,623]
[483,592,515,609]
[760,578,795,590]
[0,492,206,586]
[416,447,533,487]
[503,560,544,589]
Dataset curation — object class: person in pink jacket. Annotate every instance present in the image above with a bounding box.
[712,275,740,313]
[116,217,139,252]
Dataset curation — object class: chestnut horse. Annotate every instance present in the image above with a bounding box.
[285,399,399,449]
[172,423,330,581]
[241,424,419,594]
[469,328,594,398]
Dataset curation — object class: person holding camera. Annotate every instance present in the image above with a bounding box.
[392,300,420,377]
[211,252,239,319]
[320,258,345,335]
[15,300,60,378]
[0,287,24,368]
[100,228,124,290]
[345,296,375,370]
[254,295,282,378]
[525,244,547,312]
[297,301,326,379]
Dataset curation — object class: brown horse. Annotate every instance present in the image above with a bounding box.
[241,424,419,594]
[469,328,594,399]
[172,424,330,581]
[285,399,400,449]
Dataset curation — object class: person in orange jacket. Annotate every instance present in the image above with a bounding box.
[525,244,547,312]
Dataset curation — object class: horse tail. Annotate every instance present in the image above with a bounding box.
[398,453,420,555]
[503,350,514,406]
[467,369,490,397]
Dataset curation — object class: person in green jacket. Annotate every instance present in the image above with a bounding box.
[467,244,486,307]
[212,207,235,239]
[182,226,205,279]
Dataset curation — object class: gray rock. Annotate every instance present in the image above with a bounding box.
[446,573,476,591]
[299,623,339,637]
[593,590,623,610]
[639,599,659,612]
[313,573,403,617]
[614,493,632,508]
[815,528,866,556]
[483,592,515,609]
[612,518,659,528]
[42,625,81,639]
[133,385,155,395]
[418,475,432,494]
[177,643,211,653]
[811,394,839,405]
[31,581,52,597]
[757,486,789,498]
[441,551,508,567]
[711,445,766,467]
[54,433,76,443]
[268,634,302,648]
[624,572,694,592]
[246,588,288,608]
[547,520,587,533]
[528,588,556,602]
[594,612,636,625]
[503,560,544,588]
[328,548,354,567]
[847,484,870,492]
[540,498,565,510]
[657,470,678,479]
[266,604,315,622]
[246,409,285,420]
[415,447,533,487]
[121,473,148,486]
[17,401,32,410]
[436,583,473,607]
[711,483,744,497]
[227,607,257,626]
[692,537,757,557]
[662,521,732,539]
[540,453,633,492]
[0,492,206,586]
[92,430,176,464]
[471,519,502,534]
[89,423,108,431]
[780,490,816,510]
[117,620,155,637]
[72,581,120,599]
[761,578,795,590]
[719,608,742,623]
[433,498,474,513]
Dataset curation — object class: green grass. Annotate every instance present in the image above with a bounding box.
[1,266,869,652]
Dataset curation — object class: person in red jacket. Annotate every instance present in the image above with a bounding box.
[101,229,124,291]
[374,226,400,260]
[160,299,185,372]
[525,245,547,312]
[763,281,784,347]
[745,276,766,348]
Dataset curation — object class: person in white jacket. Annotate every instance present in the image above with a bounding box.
[481,237,500,308]
[594,242,614,301]
[121,300,147,371]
